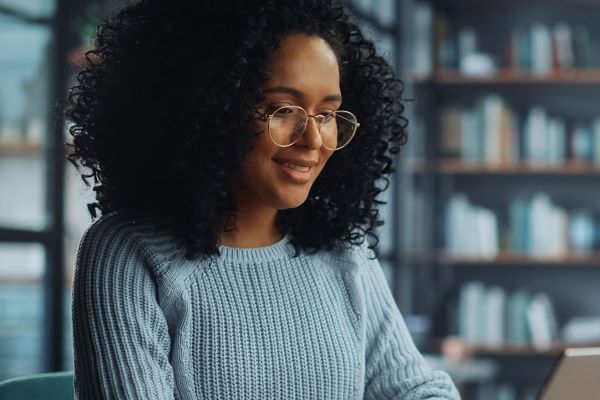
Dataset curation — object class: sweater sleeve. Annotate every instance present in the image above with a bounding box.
[71,216,175,399]
[360,247,461,400]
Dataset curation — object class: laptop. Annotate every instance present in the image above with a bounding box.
[538,347,600,400]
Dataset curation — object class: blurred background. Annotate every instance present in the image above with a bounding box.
[1,0,600,399]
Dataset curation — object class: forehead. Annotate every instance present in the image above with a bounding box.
[265,34,340,95]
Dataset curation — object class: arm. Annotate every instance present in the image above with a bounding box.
[360,247,461,400]
[71,218,175,399]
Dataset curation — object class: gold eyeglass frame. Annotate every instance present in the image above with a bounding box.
[258,105,360,151]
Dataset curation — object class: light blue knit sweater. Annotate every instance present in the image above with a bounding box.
[71,209,460,399]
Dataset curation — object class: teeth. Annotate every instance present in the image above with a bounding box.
[280,161,310,172]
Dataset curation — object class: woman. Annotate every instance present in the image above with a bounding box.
[66,0,461,399]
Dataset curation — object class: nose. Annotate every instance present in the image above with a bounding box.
[297,115,323,149]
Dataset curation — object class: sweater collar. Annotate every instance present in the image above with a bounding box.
[216,233,294,263]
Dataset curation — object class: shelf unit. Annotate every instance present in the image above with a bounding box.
[0,141,43,157]
[409,159,600,175]
[0,140,75,157]
[404,251,600,266]
[460,342,600,357]
[416,68,600,85]
[395,0,600,398]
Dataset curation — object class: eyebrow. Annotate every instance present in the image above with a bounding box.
[263,86,342,103]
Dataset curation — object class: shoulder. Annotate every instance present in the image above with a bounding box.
[78,208,152,253]
[312,239,379,276]
[76,208,177,279]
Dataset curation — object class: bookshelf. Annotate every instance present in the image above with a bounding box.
[409,159,600,175]
[416,68,600,85]
[404,250,600,267]
[0,141,76,158]
[440,338,600,357]
[0,141,44,157]
[397,0,600,398]
[465,342,600,357]
[438,251,600,267]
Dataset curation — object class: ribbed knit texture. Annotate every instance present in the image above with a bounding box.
[71,209,461,399]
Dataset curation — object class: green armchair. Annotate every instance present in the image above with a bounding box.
[0,371,74,400]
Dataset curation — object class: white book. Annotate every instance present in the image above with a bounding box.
[529,193,553,256]
[549,205,568,256]
[572,125,593,161]
[476,207,499,258]
[414,2,433,78]
[531,23,553,75]
[527,293,559,349]
[482,95,504,164]
[458,27,478,62]
[553,23,574,70]
[525,107,548,163]
[507,289,531,344]
[446,193,470,254]
[459,281,486,343]
[546,118,566,164]
[485,286,506,346]
[462,109,483,162]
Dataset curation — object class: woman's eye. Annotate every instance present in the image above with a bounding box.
[278,107,294,114]
[267,105,291,114]
[320,111,335,121]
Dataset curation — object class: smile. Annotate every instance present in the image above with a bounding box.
[274,160,310,172]
[272,158,318,184]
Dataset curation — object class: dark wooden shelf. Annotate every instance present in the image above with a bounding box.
[433,0,600,7]
[0,140,75,157]
[466,342,600,356]
[0,140,43,157]
[401,250,600,266]
[438,251,600,266]
[0,272,73,286]
[439,337,600,357]
[406,160,600,175]
[414,69,600,85]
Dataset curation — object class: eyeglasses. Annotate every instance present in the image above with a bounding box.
[257,105,360,151]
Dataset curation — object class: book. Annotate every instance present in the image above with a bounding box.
[439,107,463,158]
[524,106,548,163]
[526,292,559,349]
[553,23,574,70]
[508,197,530,253]
[458,281,486,343]
[593,117,600,166]
[571,124,593,161]
[484,286,506,346]
[414,2,433,78]
[531,23,553,75]
[482,95,504,164]
[507,289,531,344]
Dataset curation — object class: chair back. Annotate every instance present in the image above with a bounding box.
[0,371,73,400]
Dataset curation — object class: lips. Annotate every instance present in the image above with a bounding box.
[272,158,318,168]
[272,158,318,184]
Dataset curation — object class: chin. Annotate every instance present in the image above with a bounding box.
[275,189,311,210]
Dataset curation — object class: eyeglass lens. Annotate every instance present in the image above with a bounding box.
[269,107,357,150]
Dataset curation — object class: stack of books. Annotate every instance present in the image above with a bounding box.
[457,281,559,349]
[439,95,600,165]
[445,192,597,258]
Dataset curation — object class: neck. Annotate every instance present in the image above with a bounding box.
[219,197,282,249]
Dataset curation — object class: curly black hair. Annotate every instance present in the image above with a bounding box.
[65,0,408,259]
